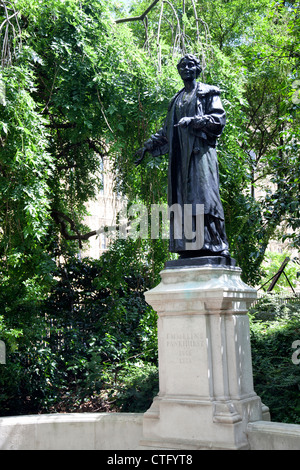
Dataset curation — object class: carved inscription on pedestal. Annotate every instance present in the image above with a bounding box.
[166,332,204,364]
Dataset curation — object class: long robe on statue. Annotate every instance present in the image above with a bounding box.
[144,82,229,256]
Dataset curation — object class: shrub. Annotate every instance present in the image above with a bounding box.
[0,243,158,416]
[249,295,300,424]
[110,363,159,413]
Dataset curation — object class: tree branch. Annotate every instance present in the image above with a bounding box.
[51,210,129,249]
[156,0,164,72]
[46,121,77,129]
[115,0,161,24]
[51,210,97,249]
[0,0,22,67]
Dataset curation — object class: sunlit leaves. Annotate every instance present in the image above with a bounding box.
[0,65,53,250]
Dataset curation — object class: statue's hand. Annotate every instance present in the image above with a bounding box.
[174,117,193,128]
[193,115,210,129]
[134,147,147,166]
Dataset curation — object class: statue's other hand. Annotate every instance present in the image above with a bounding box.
[134,147,147,166]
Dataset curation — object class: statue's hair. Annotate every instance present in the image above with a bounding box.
[177,54,202,78]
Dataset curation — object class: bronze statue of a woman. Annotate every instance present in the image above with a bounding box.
[135,54,232,262]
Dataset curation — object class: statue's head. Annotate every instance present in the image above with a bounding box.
[177,54,202,79]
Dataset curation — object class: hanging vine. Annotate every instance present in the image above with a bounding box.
[0,0,22,67]
[115,0,212,76]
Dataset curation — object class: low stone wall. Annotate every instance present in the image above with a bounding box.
[247,421,300,450]
[1,413,300,450]
[0,413,143,450]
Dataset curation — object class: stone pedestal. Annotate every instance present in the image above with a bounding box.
[140,261,268,450]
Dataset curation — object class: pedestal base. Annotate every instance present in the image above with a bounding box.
[140,263,268,450]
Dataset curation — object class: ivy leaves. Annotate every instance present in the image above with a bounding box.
[0,65,53,249]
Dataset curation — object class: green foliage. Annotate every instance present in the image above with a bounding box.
[0,64,53,251]
[0,0,165,417]
[0,315,22,352]
[0,0,299,420]
[249,296,300,424]
[0,241,158,415]
[111,362,158,412]
[1,0,299,287]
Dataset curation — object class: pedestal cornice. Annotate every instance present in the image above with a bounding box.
[145,265,257,315]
